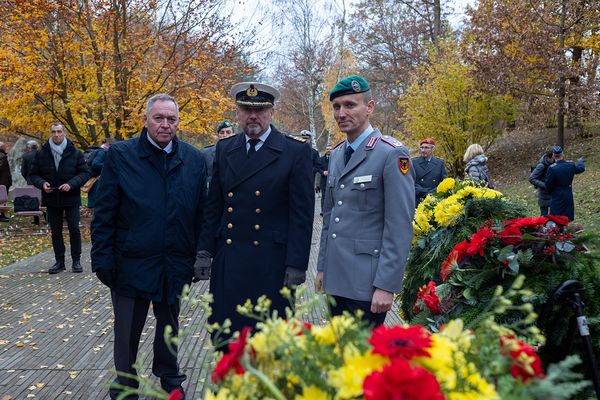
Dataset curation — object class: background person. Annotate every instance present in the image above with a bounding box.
[545,146,585,221]
[528,148,554,215]
[91,94,206,399]
[29,123,90,273]
[412,137,447,205]
[463,143,493,188]
[201,120,235,187]
[0,142,12,222]
[318,145,333,215]
[86,138,116,211]
[315,75,415,326]
[20,140,41,224]
[197,82,314,348]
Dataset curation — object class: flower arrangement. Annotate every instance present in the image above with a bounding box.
[413,178,503,241]
[205,287,589,400]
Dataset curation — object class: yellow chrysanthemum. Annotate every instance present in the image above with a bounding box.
[328,346,389,399]
[437,177,456,193]
[205,388,236,400]
[415,334,458,390]
[439,319,473,351]
[295,386,332,400]
[434,195,464,226]
[249,318,306,360]
[312,315,355,345]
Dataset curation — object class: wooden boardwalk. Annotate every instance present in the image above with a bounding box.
[0,203,402,399]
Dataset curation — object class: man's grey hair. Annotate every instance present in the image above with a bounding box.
[146,94,179,114]
[50,122,66,132]
[362,90,373,104]
[26,140,39,150]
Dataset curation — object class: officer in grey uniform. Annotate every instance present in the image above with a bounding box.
[200,120,235,186]
[315,75,415,326]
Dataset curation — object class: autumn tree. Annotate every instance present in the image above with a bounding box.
[464,0,600,147]
[401,40,517,175]
[0,0,253,148]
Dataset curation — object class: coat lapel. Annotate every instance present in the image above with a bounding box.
[339,130,380,180]
[226,128,284,190]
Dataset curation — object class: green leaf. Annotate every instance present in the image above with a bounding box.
[517,248,534,265]
[497,245,514,261]
[556,241,575,252]
[508,256,519,274]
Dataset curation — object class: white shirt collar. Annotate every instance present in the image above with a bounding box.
[245,126,271,144]
[146,134,173,154]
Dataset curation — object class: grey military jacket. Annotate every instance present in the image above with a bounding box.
[317,129,416,302]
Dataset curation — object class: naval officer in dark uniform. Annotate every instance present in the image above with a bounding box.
[412,137,447,205]
[545,146,585,221]
[201,120,235,186]
[196,82,314,347]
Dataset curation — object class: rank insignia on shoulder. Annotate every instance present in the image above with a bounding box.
[288,135,307,143]
[333,140,345,149]
[380,135,402,148]
[365,136,379,150]
[398,156,410,175]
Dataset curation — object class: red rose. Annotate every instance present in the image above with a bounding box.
[546,214,569,226]
[167,388,184,400]
[417,281,442,315]
[363,357,444,400]
[369,325,432,360]
[211,327,251,383]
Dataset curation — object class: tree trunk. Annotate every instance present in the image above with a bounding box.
[556,0,566,148]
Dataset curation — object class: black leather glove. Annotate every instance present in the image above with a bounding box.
[315,186,321,194]
[283,266,306,288]
[193,250,212,282]
[96,269,116,288]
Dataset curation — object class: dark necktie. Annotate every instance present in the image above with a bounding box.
[248,139,260,157]
[344,146,354,166]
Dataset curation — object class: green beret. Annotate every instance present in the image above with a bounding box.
[329,75,370,101]
[216,120,232,133]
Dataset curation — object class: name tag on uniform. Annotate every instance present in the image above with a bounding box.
[353,175,373,184]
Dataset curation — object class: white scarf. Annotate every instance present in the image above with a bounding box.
[49,138,68,170]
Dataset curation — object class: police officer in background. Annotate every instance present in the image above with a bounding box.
[299,130,323,181]
[315,75,415,326]
[545,146,585,221]
[197,82,314,347]
[201,120,235,186]
[412,137,448,205]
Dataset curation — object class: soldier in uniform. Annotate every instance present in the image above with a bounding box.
[412,137,448,205]
[196,82,314,347]
[315,75,415,326]
[545,146,585,221]
[201,120,235,186]
[318,145,333,215]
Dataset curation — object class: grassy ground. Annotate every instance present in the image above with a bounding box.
[1,127,598,269]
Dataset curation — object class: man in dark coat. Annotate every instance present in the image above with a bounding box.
[201,120,235,186]
[318,145,333,215]
[91,94,206,399]
[29,124,90,272]
[0,142,12,222]
[20,140,39,185]
[197,82,314,348]
[528,149,554,215]
[545,146,585,221]
[412,137,448,205]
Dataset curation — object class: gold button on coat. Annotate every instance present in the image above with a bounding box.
[228,192,234,198]
[254,224,260,230]
[255,208,261,214]
[253,241,259,246]
[226,239,232,244]
[227,207,233,213]
[227,223,233,229]
[255,190,261,196]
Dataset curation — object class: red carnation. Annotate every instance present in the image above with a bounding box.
[466,226,495,257]
[500,336,545,382]
[369,325,432,360]
[211,327,251,383]
[441,240,469,281]
[363,357,444,400]
[500,217,548,245]
[546,214,569,226]
[167,388,184,400]
[417,281,442,315]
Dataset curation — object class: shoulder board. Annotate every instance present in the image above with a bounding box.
[203,143,215,148]
[380,135,402,148]
[287,135,307,143]
[365,136,379,150]
[333,140,345,149]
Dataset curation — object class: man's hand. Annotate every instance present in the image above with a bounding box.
[323,170,328,176]
[578,156,585,163]
[193,250,212,282]
[315,186,321,193]
[283,267,306,288]
[314,271,324,292]
[59,183,71,192]
[370,288,394,314]
[96,269,116,288]
[43,182,53,193]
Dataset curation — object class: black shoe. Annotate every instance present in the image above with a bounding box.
[48,261,66,274]
[0,215,9,222]
[72,261,83,273]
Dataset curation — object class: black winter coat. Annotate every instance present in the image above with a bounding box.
[29,140,90,207]
[21,151,36,184]
[199,127,314,335]
[528,154,553,207]
[91,133,207,304]
[0,149,11,190]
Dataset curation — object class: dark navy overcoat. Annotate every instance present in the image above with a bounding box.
[91,132,206,304]
[199,127,314,334]
[545,159,585,221]
[411,155,447,204]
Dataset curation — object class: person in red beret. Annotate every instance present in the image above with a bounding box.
[412,137,448,205]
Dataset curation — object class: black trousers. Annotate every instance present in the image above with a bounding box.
[46,205,81,262]
[110,291,186,400]
[331,295,387,327]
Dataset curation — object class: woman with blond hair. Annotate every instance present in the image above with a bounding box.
[463,143,493,188]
